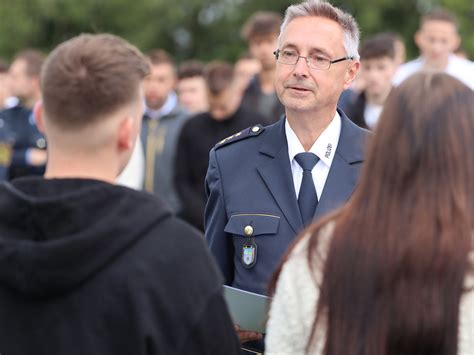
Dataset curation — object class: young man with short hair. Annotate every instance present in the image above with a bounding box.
[393,8,474,89]
[176,60,209,114]
[175,61,265,231]
[141,49,190,212]
[344,33,399,130]
[240,11,285,124]
[0,33,240,355]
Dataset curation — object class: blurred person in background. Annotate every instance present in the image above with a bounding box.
[175,61,265,231]
[141,49,189,213]
[339,32,404,114]
[266,72,474,355]
[344,33,398,130]
[240,11,285,125]
[234,52,261,96]
[0,33,240,355]
[386,32,406,67]
[393,8,474,89]
[176,60,209,114]
[0,59,13,181]
[0,49,47,180]
[0,59,13,109]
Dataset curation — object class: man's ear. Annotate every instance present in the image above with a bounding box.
[33,100,45,133]
[117,116,134,151]
[343,61,360,90]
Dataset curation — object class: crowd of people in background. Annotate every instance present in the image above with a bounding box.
[0,6,472,232]
[0,0,473,354]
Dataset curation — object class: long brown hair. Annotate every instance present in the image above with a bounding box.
[272,72,474,355]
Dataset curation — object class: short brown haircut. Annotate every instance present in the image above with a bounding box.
[177,60,205,80]
[359,33,396,61]
[421,8,459,30]
[241,11,283,41]
[13,49,45,77]
[41,33,150,129]
[205,61,234,96]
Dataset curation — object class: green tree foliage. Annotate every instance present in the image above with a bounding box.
[0,0,472,63]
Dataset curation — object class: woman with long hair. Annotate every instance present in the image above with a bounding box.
[266,72,474,355]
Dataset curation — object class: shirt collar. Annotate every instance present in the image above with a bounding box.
[145,91,178,120]
[285,111,341,168]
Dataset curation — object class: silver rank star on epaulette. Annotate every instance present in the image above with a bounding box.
[215,125,264,149]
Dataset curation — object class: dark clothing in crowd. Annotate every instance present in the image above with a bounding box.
[175,106,266,231]
[240,75,284,125]
[0,105,46,179]
[342,91,370,130]
[0,177,240,355]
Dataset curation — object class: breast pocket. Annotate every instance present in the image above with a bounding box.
[224,213,280,237]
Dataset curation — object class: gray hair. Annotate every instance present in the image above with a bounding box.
[278,0,360,60]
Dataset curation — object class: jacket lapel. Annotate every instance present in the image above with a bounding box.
[256,119,303,234]
[315,110,367,218]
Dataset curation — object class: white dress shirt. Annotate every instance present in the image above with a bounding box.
[285,112,341,200]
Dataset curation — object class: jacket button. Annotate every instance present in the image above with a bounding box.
[244,225,254,237]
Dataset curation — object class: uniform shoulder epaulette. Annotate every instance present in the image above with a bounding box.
[214,124,265,150]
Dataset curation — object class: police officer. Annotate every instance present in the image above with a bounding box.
[205,1,369,349]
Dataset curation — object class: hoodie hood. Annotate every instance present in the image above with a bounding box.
[0,177,171,299]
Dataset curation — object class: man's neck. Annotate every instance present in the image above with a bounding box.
[44,151,120,184]
[286,107,336,151]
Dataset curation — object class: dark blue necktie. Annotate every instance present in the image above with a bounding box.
[295,152,319,226]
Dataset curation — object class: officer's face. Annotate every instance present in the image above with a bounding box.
[275,16,358,115]
[143,63,176,110]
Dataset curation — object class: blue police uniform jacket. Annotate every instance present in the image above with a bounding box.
[204,110,369,295]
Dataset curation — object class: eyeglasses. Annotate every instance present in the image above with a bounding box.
[273,49,354,70]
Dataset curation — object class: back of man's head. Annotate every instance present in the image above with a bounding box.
[41,33,150,131]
